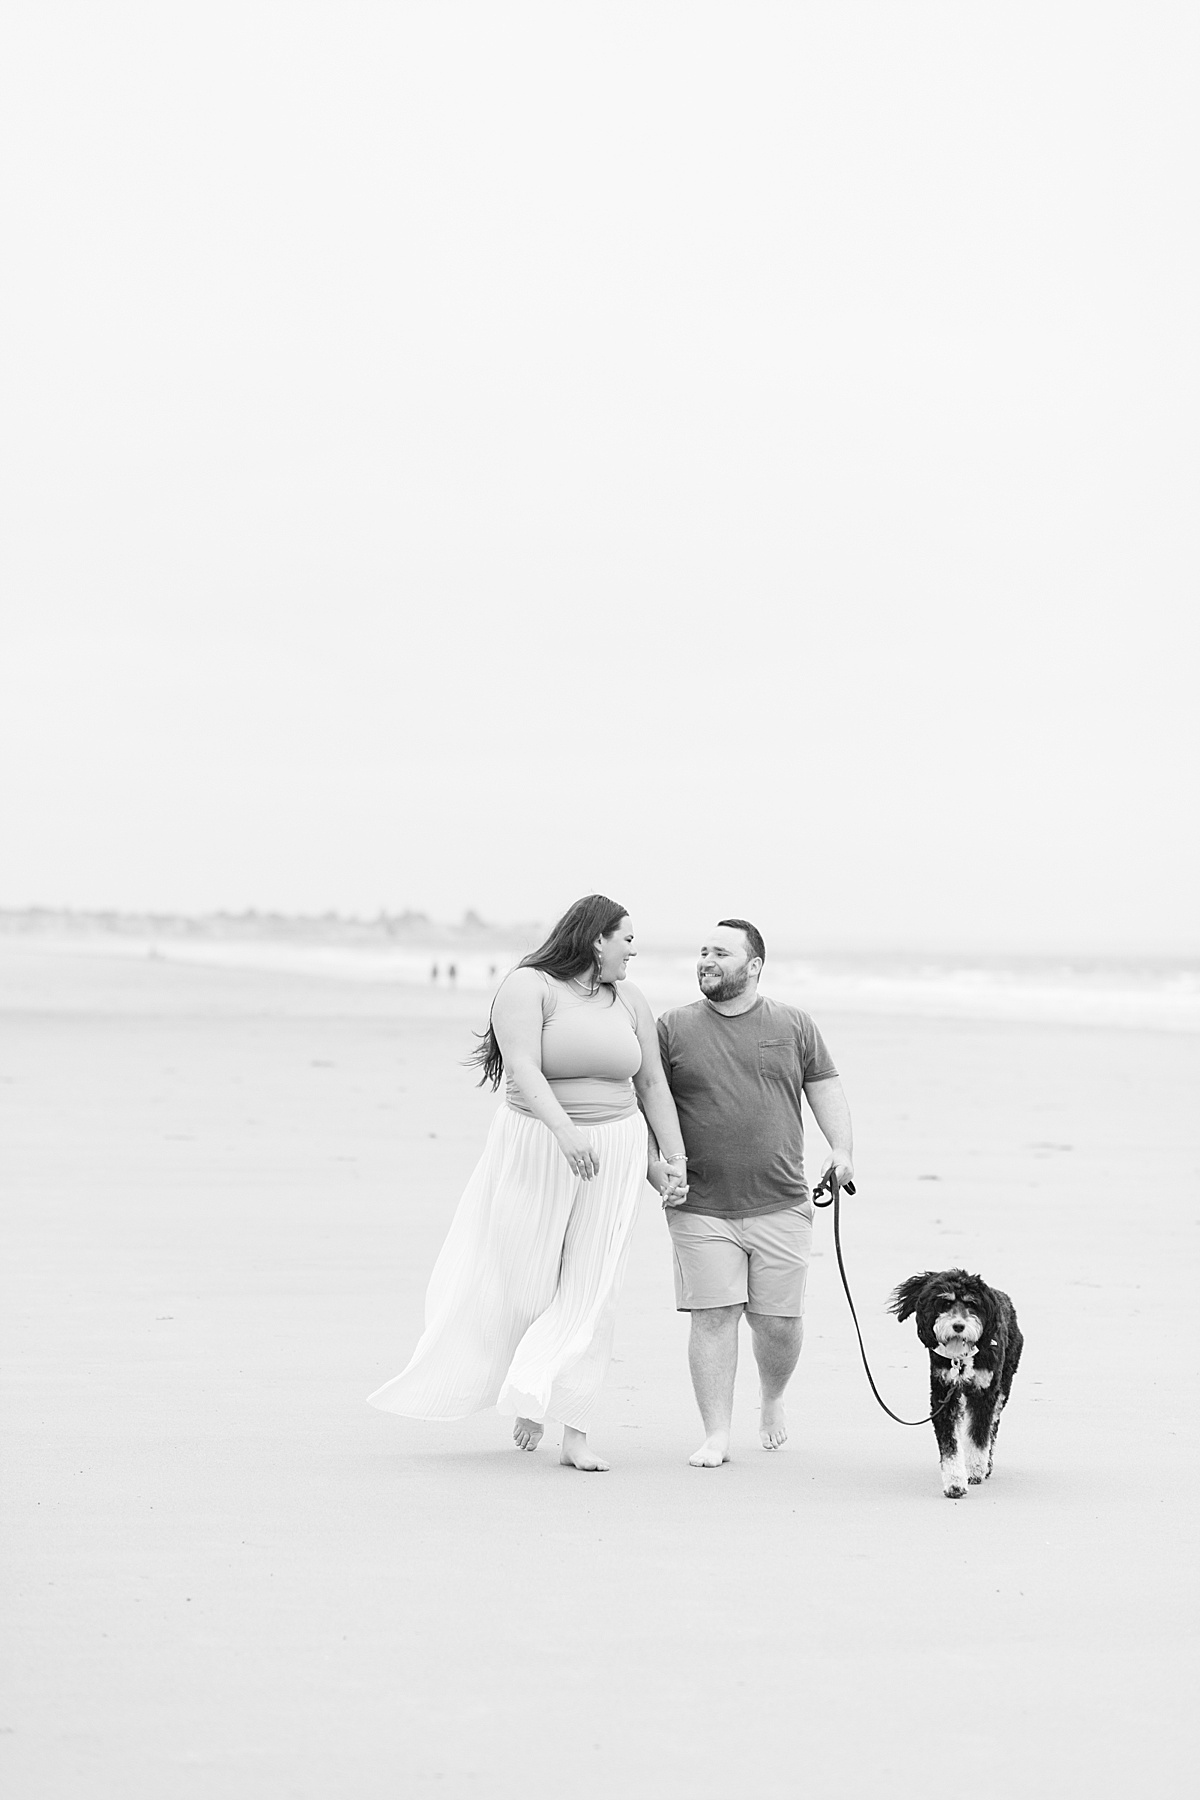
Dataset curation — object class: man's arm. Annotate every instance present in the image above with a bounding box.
[804,1076,854,1187]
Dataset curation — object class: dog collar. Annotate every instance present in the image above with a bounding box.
[932,1343,977,1362]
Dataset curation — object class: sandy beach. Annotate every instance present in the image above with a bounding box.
[2,940,1196,1798]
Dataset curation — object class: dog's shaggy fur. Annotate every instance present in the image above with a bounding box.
[889,1269,1023,1499]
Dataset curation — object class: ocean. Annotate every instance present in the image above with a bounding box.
[14,923,1199,1033]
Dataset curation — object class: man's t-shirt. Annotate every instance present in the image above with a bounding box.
[656,995,838,1218]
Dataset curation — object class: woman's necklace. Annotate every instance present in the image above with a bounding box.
[566,973,600,998]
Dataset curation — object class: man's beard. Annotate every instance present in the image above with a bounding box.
[699,966,749,1003]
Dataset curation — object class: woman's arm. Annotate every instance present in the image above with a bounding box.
[492,970,602,1179]
[626,984,688,1201]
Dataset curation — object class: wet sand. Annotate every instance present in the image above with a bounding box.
[1,942,1195,1797]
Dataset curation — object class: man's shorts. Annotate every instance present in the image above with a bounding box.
[665,1203,814,1316]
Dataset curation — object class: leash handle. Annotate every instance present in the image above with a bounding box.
[812,1168,955,1428]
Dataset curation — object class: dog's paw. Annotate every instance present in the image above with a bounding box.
[968,1474,983,1485]
[943,1483,967,1499]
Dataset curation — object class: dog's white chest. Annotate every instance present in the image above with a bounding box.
[934,1347,993,1388]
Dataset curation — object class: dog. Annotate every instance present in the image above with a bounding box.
[889,1270,1023,1499]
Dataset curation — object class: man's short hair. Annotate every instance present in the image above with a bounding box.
[718,917,766,967]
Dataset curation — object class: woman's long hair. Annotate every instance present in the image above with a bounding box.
[470,893,628,1090]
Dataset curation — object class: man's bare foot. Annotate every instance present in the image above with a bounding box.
[759,1397,788,1450]
[513,1417,543,1452]
[689,1432,731,1468]
[559,1425,609,1471]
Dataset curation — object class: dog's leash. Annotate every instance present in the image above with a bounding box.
[812,1169,956,1428]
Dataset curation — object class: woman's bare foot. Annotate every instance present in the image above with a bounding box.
[559,1426,609,1471]
[759,1397,788,1450]
[513,1417,543,1452]
[689,1432,731,1468]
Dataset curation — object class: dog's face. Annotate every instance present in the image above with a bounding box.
[889,1270,995,1355]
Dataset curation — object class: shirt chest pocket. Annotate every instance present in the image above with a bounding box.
[757,1039,794,1081]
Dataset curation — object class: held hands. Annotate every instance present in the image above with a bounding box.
[556,1125,600,1182]
[648,1157,689,1208]
[557,1128,689,1199]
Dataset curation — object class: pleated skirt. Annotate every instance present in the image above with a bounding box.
[367,1105,648,1430]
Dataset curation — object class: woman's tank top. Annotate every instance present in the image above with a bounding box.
[505,973,642,1124]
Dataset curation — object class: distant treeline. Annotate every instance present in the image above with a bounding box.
[0,907,537,948]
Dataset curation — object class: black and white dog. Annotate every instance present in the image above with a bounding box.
[889,1270,1023,1499]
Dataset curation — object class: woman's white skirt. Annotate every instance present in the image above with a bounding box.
[367,1106,648,1430]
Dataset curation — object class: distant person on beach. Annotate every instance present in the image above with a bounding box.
[368,894,688,1471]
[650,920,854,1467]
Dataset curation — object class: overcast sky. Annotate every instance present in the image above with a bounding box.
[2,3,1196,952]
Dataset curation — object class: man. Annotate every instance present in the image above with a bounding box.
[649,920,854,1468]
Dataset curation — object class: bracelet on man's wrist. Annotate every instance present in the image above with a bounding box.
[665,1153,687,1163]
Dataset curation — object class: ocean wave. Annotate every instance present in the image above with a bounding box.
[24,934,1200,1032]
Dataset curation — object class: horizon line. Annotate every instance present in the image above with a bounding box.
[0,904,1195,963]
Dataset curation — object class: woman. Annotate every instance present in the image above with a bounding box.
[367,894,687,1471]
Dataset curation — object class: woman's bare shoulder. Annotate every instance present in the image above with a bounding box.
[618,978,654,1019]
[493,966,548,1009]
[498,964,543,986]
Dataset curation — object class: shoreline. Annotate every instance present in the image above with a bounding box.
[4,930,1199,1034]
